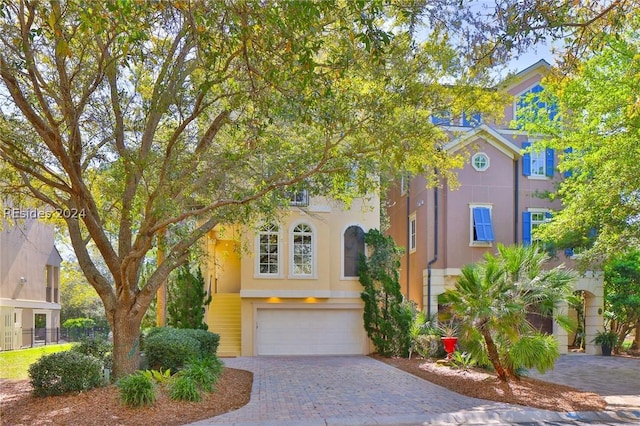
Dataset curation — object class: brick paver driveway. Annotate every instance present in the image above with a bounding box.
[188,356,555,426]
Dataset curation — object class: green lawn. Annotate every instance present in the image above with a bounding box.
[0,343,75,379]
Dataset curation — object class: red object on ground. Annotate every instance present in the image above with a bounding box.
[441,337,458,359]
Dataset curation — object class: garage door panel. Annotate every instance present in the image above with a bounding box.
[256,308,365,355]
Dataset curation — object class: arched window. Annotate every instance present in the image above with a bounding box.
[292,223,313,276]
[344,226,365,277]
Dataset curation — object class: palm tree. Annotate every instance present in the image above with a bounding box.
[441,244,576,382]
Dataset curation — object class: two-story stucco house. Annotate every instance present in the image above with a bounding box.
[0,211,62,350]
[386,60,605,355]
[203,194,378,356]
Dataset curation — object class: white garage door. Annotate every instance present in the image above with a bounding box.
[256,308,366,355]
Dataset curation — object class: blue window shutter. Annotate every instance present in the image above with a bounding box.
[522,212,532,245]
[545,148,555,177]
[522,142,531,176]
[461,112,481,127]
[564,147,573,178]
[473,207,494,242]
[545,211,552,220]
[549,102,559,121]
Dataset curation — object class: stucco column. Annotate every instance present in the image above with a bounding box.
[553,301,569,354]
[579,274,605,355]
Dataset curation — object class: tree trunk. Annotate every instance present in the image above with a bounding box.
[481,327,509,382]
[633,319,640,350]
[111,307,143,379]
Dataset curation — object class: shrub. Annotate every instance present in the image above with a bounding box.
[168,375,201,401]
[182,356,224,392]
[182,329,220,356]
[450,351,477,370]
[29,351,103,396]
[71,337,113,369]
[117,371,156,407]
[144,331,201,372]
[143,327,220,372]
[414,334,443,358]
[141,368,172,386]
[63,317,96,329]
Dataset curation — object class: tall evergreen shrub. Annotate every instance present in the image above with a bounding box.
[359,229,411,357]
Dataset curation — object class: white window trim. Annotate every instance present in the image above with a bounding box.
[469,203,494,247]
[528,207,551,245]
[471,152,490,172]
[340,223,367,280]
[288,220,317,279]
[409,213,417,254]
[254,224,284,279]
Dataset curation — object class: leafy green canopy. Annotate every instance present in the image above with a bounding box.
[520,11,640,265]
[603,250,640,351]
[0,0,507,376]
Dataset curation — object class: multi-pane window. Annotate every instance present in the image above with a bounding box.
[472,153,490,172]
[409,214,417,253]
[292,223,313,276]
[522,141,554,178]
[288,190,309,207]
[343,225,365,277]
[258,224,279,275]
[530,150,546,177]
[522,210,551,245]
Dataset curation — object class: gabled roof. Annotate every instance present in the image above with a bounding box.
[444,124,521,159]
[501,59,551,90]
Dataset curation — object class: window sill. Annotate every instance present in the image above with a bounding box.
[527,175,551,181]
[469,242,493,248]
[287,274,318,280]
[254,274,284,279]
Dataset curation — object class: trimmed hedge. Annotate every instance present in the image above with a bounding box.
[28,351,103,396]
[143,327,220,372]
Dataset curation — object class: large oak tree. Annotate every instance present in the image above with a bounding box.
[0,0,500,377]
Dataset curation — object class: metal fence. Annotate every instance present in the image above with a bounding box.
[20,327,110,348]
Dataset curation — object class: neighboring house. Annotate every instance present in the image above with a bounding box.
[202,193,379,356]
[386,60,604,355]
[0,211,62,350]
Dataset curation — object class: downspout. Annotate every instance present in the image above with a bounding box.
[426,186,438,318]
[514,159,519,244]
[406,182,410,301]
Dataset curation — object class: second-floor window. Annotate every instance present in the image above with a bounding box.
[291,223,313,276]
[343,225,365,278]
[470,204,494,246]
[522,142,555,178]
[288,190,309,207]
[523,209,551,245]
[409,213,417,253]
[258,224,280,275]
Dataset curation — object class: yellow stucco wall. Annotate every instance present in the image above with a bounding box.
[204,195,379,356]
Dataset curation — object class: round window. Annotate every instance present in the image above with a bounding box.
[472,153,490,171]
